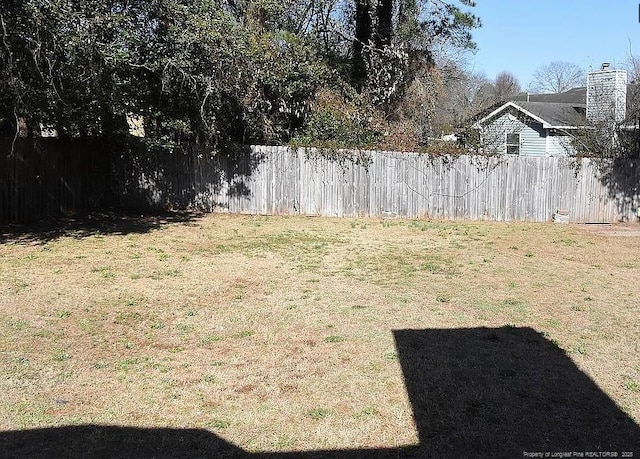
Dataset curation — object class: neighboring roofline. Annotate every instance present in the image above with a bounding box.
[511,87,588,105]
[472,101,583,130]
[472,102,538,128]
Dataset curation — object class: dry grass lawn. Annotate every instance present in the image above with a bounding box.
[0,214,639,456]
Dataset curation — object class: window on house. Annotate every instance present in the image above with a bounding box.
[506,133,520,154]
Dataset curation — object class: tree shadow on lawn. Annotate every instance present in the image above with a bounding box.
[1,327,638,458]
[0,210,203,246]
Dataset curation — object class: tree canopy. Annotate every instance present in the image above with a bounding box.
[0,0,481,150]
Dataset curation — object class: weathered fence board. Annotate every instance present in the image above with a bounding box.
[2,141,639,224]
[127,146,633,223]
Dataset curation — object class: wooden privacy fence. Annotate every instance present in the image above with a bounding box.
[2,141,639,224]
[120,146,640,223]
[0,139,112,224]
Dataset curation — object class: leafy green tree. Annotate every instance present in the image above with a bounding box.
[0,0,330,147]
[0,0,481,151]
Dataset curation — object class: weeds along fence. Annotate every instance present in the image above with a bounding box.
[2,141,639,224]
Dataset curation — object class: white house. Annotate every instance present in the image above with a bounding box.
[473,64,633,156]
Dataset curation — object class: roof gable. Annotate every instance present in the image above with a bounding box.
[474,101,586,129]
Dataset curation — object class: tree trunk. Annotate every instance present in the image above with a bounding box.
[352,0,372,91]
[375,0,392,49]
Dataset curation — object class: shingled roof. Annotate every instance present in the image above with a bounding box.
[473,101,586,129]
[513,102,586,128]
[473,83,638,129]
[511,87,587,105]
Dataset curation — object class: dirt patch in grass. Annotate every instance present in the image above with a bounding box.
[575,222,640,237]
[1,215,639,456]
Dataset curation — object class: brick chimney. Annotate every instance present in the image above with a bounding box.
[586,63,628,124]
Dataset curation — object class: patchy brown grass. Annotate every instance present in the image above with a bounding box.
[0,215,639,455]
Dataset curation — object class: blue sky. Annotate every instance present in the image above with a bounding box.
[468,0,639,89]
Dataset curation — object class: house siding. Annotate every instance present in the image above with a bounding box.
[482,110,547,157]
[547,134,573,156]
[519,122,547,157]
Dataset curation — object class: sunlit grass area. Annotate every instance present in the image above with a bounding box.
[1,214,639,455]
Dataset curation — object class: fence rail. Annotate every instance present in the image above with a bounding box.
[2,141,639,224]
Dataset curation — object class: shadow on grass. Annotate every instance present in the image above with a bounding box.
[0,425,412,459]
[0,210,203,245]
[394,327,639,457]
[1,327,638,458]
[0,425,243,459]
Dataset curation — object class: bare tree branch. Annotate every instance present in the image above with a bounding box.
[493,71,521,103]
[625,40,640,83]
[531,61,585,94]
